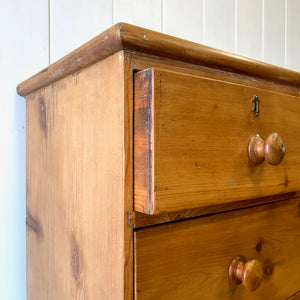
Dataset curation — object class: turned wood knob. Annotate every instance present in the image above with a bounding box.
[248,132,285,165]
[229,256,263,292]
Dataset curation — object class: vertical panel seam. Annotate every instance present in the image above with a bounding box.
[234,0,237,53]
[262,0,265,61]
[202,0,205,44]
[161,0,163,33]
[48,0,51,65]
[112,0,114,25]
[284,0,287,68]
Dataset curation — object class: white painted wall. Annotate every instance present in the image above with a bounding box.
[0,1,48,299]
[2,0,300,299]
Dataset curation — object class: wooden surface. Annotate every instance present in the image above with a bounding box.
[128,192,299,228]
[134,67,300,214]
[134,69,153,213]
[22,26,300,299]
[128,51,300,97]
[26,52,133,299]
[26,89,49,298]
[123,50,134,300]
[135,198,300,299]
[17,23,123,97]
[17,23,300,97]
[287,291,300,299]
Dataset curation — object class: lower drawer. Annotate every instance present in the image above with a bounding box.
[134,198,300,299]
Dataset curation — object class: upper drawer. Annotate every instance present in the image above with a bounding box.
[134,68,300,215]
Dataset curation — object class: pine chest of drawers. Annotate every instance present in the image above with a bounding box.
[18,23,300,299]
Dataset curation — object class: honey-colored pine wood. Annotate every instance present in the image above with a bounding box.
[26,89,50,298]
[123,51,134,299]
[134,68,300,214]
[26,52,133,299]
[20,23,300,300]
[17,23,300,97]
[287,291,300,299]
[134,69,153,213]
[128,192,298,228]
[127,51,300,97]
[135,198,300,299]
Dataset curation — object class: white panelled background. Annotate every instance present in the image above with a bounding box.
[1,0,300,299]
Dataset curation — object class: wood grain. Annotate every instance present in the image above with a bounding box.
[17,23,300,97]
[17,23,123,97]
[287,291,300,300]
[26,52,133,299]
[134,69,153,213]
[26,89,50,299]
[135,198,300,299]
[128,192,299,228]
[123,49,134,300]
[22,25,300,300]
[134,68,300,214]
[127,51,300,96]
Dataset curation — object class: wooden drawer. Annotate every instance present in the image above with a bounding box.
[134,68,300,214]
[134,198,300,299]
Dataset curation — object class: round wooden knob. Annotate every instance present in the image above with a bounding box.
[229,256,263,292]
[248,132,285,165]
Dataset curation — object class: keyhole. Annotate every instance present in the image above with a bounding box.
[252,95,260,117]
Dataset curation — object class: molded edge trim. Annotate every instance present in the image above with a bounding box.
[17,22,300,97]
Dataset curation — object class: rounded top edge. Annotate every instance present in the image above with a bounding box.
[17,23,300,97]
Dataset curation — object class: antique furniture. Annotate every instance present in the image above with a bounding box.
[18,23,300,299]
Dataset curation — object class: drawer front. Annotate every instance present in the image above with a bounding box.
[134,198,300,299]
[134,68,300,214]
